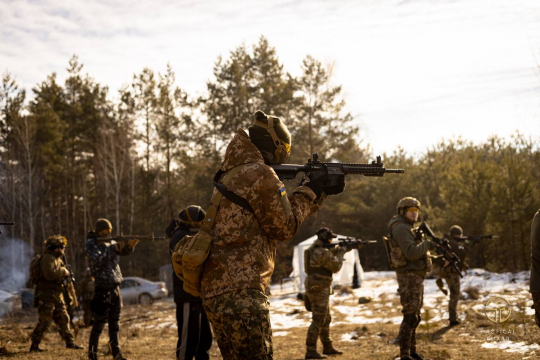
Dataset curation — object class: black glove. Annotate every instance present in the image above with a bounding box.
[304,181,323,199]
[323,175,345,195]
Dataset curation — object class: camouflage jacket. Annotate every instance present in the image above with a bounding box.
[530,210,540,293]
[200,128,323,299]
[77,274,95,301]
[85,231,134,289]
[388,214,435,277]
[306,239,346,280]
[36,250,67,303]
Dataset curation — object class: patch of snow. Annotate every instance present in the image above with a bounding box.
[273,331,289,337]
[481,340,540,354]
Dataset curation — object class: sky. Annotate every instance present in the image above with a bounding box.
[2,0,540,156]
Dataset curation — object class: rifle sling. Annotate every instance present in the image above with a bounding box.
[213,169,254,214]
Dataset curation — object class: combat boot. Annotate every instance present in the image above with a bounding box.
[113,353,130,360]
[323,346,343,355]
[29,343,44,352]
[411,353,425,360]
[305,350,327,359]
[449,319,462,326]
[66,343,84,349]
[436,278,448,295]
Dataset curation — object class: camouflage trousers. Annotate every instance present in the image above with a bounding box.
[202,289,272,360]
[305,280,332,352]
[532,293,540,329]
[30,299,75,346]
[397,272,424,358]
[439,269,461,322]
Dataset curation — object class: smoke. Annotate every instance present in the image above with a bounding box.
[0,236,33,290]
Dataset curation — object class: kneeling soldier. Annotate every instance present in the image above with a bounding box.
[304,227,349,359]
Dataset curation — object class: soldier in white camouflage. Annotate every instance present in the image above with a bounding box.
[200,110,342,360]
[304,227,350,359]
[388,197,437,360]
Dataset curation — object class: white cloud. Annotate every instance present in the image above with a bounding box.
[1,0,540,154]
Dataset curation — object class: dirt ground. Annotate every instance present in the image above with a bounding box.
[1,293,540,360]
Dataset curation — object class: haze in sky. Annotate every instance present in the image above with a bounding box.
[2,0,540,156]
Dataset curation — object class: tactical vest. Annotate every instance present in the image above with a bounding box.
[304,244,333,278]
[383,221,432,272]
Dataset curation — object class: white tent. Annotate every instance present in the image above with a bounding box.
[290,234,364,293]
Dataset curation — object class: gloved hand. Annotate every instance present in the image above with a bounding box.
[127,239,140,248]
[304,173,329,200]
[114,241,125,252]
[304,181,323,200]
[323,175,345,195]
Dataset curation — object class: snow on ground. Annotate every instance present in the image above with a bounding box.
[269,269,533,331]
[481,340,540,354]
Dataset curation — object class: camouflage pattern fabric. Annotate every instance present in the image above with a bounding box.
[202,289,272,360]
[388,215,435,276]
[31,298,75,346]
[200,128,324,299]
[85,231,134,288]
[304,240,346,352]
[77,274,95,327]
[440,267,461,322]
[35,250,68,303]
[533,293,540,328]
[397,272,424,358]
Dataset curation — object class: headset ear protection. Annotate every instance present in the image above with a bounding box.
[179,206,204,228]
[253,115,291,164]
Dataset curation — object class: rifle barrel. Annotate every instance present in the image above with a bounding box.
[0,222,15,225]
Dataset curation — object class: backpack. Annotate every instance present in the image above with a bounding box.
[172,164,250,296]
[28,253,43,287]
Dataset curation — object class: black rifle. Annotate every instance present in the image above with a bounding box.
[62,255,79,308]
[270,153,404,186]
[461,234,500,244]
[417,222,464,278]
[96,233,165,242]
[323,237,377,250]
[0,222,14,235]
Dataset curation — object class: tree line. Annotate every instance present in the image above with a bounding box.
[1,36,538,285]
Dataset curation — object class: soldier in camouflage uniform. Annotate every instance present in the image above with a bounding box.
[85,218,139,360]
[200,111,341,360]
[77,268,95,328]
[304,228,350,359]
[388,197,436,360]
[167,205,213,360]
[30,235,83,352]
[529,209,540,328]
[435,225,467,326]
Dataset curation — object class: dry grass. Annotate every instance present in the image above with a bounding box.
[1,292,540,360]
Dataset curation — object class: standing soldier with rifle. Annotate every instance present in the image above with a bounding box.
[166,206,212,360]
[384,198,437,360]
[304,228,349,359]
[435,225,467,326]
[29,235,83,352]
[198,110,334,360]
[85,218,140,360]
[530,209,540,328]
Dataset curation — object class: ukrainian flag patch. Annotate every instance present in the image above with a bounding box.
[279,186,287,196]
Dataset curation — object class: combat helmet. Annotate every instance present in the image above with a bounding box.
[95,218,112,233]
[449,225,463,237]
[44,235,67,249]
[248,110,291,165]
[316,227,338,242]
[178,205,206,228]
[397,197,421,216]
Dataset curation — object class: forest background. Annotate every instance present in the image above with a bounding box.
[1,37,539,285]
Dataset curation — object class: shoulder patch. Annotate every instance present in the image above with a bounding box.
[279,186,287,197]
